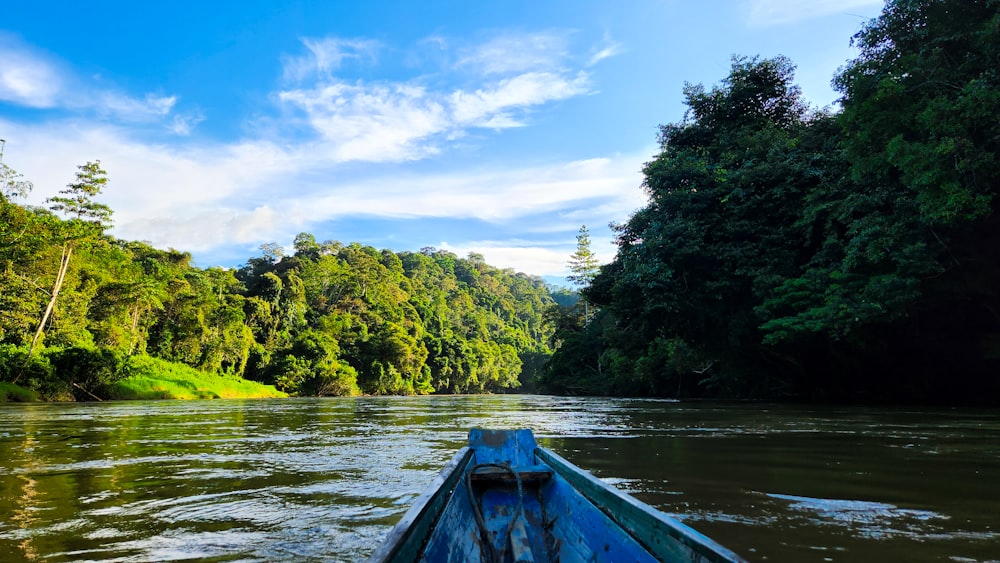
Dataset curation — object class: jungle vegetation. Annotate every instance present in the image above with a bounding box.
[2,0,996,404]
[0,161,555,400]
[541,0,1000,404]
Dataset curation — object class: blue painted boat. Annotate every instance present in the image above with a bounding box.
[369,428,746,562]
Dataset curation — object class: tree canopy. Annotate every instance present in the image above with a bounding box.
[541,0,1000,404]
[0,163,556,399]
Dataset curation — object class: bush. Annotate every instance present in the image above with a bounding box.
[0,344,59,397]
[44,346,126,401]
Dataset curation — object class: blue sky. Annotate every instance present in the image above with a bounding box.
[1,0,884,284]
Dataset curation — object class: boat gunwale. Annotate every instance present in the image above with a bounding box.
[534,446,747,563]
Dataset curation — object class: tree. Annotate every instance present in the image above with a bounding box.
[562,56,825,398]
[23,162,112,367]
[567,225,601,320]
[0,140,34,201]
[567,225,600,286]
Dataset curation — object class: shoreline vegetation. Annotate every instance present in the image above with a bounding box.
[0,356,286,402]
[2,0,998,405]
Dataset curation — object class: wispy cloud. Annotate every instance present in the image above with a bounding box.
[279,82,450,161]
[0,37,196,134]
[168,112,206,136]
[5,113,646,275]
[3,28,637,276]
[587,34,624,67]
[281,37,381,82]
[0,41,62,108]
[455,31,571,75]
[277,155,646,223]
[277,32,592,163]
[448,71,589,127]
[95,92,176,121]
[746,0,883,26]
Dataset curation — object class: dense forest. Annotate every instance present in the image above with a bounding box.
[0,161,555,399]
[2,0,997,404]
[542,0,1000,404]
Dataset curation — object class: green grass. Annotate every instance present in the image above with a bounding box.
[0,382,39,402]
[106,356,287,400]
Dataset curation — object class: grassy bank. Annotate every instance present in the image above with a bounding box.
[0,382,39,402]
[106,356,287,400]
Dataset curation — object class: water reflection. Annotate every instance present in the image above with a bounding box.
[756,491,986,548]
[0,397,998,562]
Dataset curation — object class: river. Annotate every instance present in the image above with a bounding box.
[0,396,997,562]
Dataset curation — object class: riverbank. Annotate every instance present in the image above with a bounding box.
[0,356,285,402]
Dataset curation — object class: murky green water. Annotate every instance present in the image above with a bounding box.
[0,396,997,562]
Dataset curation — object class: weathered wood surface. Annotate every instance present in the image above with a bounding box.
[369,429,747,563]
[535,446,746,562]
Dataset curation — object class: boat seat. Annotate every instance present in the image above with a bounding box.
[469,463,553,485]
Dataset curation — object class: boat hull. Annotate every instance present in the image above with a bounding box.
[369,429,745,563]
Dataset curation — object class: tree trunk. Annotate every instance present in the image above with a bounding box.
[15,243,73,383]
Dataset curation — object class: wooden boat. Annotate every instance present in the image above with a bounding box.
[369,428,746,562]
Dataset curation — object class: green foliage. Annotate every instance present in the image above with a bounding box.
[548,286,579,308]
[47,161,113,229]
[0,344,53,390]
[567,225,600,288]
[266,330,360,396]
[0,158,556,401]
[835,0,1000,224]
[545,0,1000,404]
[45,346,126,400]
[239,241,552,396]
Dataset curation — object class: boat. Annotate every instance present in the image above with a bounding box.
[369,428,746,562]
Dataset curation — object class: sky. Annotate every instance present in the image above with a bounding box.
[1,0,885,285]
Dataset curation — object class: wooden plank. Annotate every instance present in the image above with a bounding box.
[469,465,553,484]
[540,472,661,563]
[419,472,484,563]
[535,447,747,563]
[468,428,536,466]
[367,447,474,563]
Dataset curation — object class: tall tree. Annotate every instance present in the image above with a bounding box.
[567,225,600,287]
[567,225,601,320]
[25,162,112,361]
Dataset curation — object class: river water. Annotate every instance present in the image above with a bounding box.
[0,396,997,562]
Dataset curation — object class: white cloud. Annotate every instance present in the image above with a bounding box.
[168,112,206,136]
[0,40,196,135]
[0,44,62,108]
[277,154,647,224]
[270,31,602,163]
[281,37,380,82]
[449,71,590,127]
[4,112,647,276]
[747,0,884,26]
[439,235,619,279]
[587,34,624,67]
[279,82,450,161]
[278,71,590,162]
[455,31,570,75]
[441,242,573,277]
[1,29,640,276]
[95,92,176,121]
